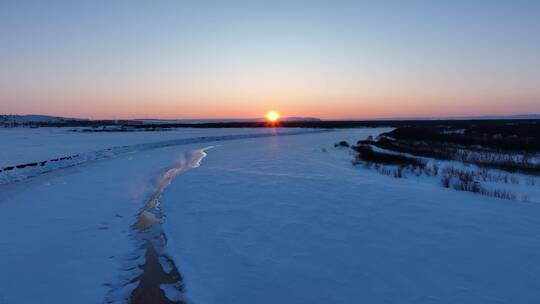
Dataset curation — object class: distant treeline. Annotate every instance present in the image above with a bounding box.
[1,120,144,128]
[354,122,540,174]
[381,124,540,152]
[6,118,540,129]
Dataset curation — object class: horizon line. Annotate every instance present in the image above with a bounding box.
[3,112,540,122]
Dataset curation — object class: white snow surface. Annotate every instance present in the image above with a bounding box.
[0,142,206,303]
[162,129,540,304]
[1,127,540,303]
[0,127,321,184]
[0,128,324,303]
[0,127,306,167]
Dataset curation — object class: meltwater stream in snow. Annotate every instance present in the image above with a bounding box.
[134,148,212,231]
[134,146,213,231]
[106,147,213,304]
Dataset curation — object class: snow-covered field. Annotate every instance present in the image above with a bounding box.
[0,128,322,184]
[0,127,308,167]
[1,127,539,304]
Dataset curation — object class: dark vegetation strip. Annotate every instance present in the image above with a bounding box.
[352,145,426,168]
[440,167,517,200]
[357,123,540,174]
[382,126,540,152]
[360,137,540,174]
[4,118,540,129]
[347,143,520,200]
[344,119,540,200]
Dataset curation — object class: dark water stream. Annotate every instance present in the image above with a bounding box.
[108,147,212,304]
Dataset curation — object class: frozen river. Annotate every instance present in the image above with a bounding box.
[1,127,540,304]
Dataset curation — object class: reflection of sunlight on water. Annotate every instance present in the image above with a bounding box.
[268,132,281,157]
[134,146,214,231]
[133,210,164,230]
[109,146,214,304]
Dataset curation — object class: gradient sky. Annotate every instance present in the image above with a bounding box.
[1,0,539,119]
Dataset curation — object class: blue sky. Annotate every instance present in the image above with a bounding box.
[1,0,539,119]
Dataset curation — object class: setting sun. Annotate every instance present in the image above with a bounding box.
[265,111,280,123]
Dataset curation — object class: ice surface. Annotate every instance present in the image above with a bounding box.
[161,128,540,304]
[0,127,310,168]
[0,143,203,303]
[1,127,540,303]
[0,128,326,303]
[0,128,323,184]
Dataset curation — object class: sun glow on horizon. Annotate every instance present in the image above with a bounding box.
[265,111,280,123]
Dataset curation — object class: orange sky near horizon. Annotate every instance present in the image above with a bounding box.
[1,1,539,120]
[5,96,538,120]
[4,83,538,120]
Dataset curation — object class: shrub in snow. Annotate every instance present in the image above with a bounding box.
[335,141,350,148]
[352,144,426,168]
[440,167,517,200]
[365,127,540,175]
